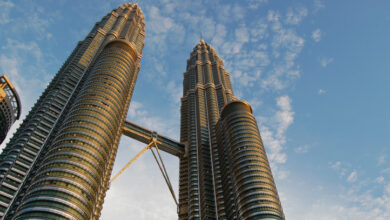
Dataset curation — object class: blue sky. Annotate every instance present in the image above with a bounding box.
[0,0,389,219]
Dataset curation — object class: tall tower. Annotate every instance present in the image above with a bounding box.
[0,3,145,219]
[0,3,284,219]
[179,40,284,219]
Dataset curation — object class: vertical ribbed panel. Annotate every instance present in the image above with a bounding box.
[0,3,145,219]
[179,40,235,219]
[180,40,284,220]
[0,19,97,218]
[14,40,140,220]
[216,101,284,220]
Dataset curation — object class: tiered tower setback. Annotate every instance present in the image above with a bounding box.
[179,40,284,219]
[0,3,284,220]
[179,40,235,219]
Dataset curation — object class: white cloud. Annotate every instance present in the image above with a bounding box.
[376,176,385,183]
[330,161,347,177]
[378,155,386,165]
[312,28,322,42]
[148,6,175,34]
[211,24,227,47]
[146,5,185,55]
[166,80,182,104]
[101,137,179,220]
[261,125,287,164]
[248,0,269,9]
[318,89,326,94]
[248,97,263,109]
[261,15,305,90]
[285,7,308,25]
[275,96,294,137]
[271,28,304,51]
[267,10,281,22]
[2,39,43,62]
[385,183,390,194]
[331,161,341,169]
[295,145,310,153]
[314,0,325,13]
[260,96,294,179]
[235,25,249,43]
[347,171,358,182]
[0,0,14,24]
[232,5,245,20]
[250,20,268,41]
[128,101,147,118]
[320,57,333,67]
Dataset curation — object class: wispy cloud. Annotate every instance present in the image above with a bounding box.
[318,89,326,94]
[275,96,294,137]
[378,155,386,165]
[330,161,347,177]
[314,0,325,13]
[102,137,179,220]
[247,0,269,9]
[260,96,294,179]
[260,9,305,90]
[166,80,182,104]
[295,145,310,153]
[376,176,385,183]
[312,28,322,42]
[285,6,308,25]
[0,0,14,25]
[320,57,333,67]
[347,170,358,182]
[211,24,227,47]
[146,5,185,55]
[0,38,52,149]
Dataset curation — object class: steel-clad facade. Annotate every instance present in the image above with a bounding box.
[0,3,284,219]
[216,101,284,219]
[179,40,235,220]
[0,3,145,219]
[179,41,284,219]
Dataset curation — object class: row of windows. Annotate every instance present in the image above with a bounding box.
[29,190,90,217]
[21,200,85,220]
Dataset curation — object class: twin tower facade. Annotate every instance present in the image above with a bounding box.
[0,3,284,220]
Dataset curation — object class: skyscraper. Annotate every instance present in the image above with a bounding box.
[0,3,145,219]
[0,75,21,144]
[178,40,284,219]
[0,3,284,220]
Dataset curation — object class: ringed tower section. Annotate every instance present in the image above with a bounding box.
[179,40,236,219]
[2,3,145,219]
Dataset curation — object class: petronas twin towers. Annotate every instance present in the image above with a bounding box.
[0,3,284,220]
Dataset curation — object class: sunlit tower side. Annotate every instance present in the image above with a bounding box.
[0,3,145,219]
[216,101,284,219]
[179,40,284,219]
[179,40,236,219]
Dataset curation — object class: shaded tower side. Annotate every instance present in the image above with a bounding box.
[1,3,145,219]
[13,39,143,220]
[0,75,21,144]
[179,40,235,220]
[0,7,116,216]
[216,101,284,220]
